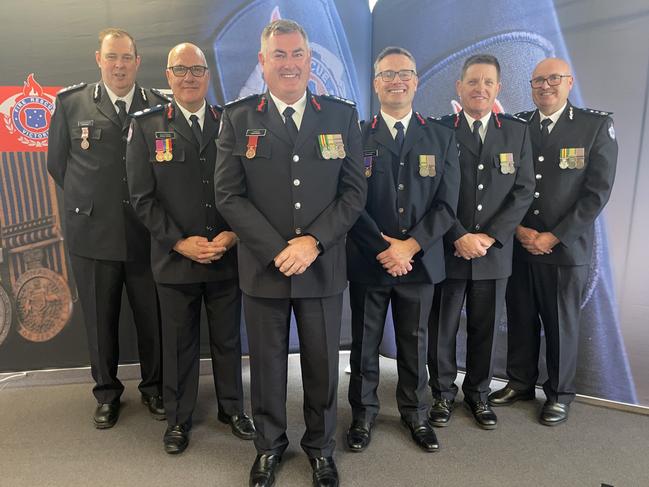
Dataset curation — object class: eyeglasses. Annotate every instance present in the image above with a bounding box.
[375,69,416,82]
[167,65,208,77]
[529,74,572,88]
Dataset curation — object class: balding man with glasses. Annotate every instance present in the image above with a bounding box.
[346,46,460,453]
[489,58,618,426]
[126,43,254,454]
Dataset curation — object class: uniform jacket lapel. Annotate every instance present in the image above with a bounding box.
[455,111,480,157]
[95,82,122,128]
[168,100,195,146]
[201,105,219,153]
[261,94,293,147]
[401,115,424,158]
[374,115,400,157]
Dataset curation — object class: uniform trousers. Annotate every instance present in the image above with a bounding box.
[69,253,161,404]
[243,292,342,458]
[156,279,243,427]
[348,282,433,424]
[505,259,588,404]
[428,278,507,403]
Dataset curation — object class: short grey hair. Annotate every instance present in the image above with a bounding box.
[260,19,309,53]
[374,46,417,76]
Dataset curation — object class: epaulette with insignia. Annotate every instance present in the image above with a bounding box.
[498,112,527,124]
[434,114,457,129]
[319,94,356,107]
[578,107,613,117]
[208,104,223,121]
[150,88,172,103]
[225,93,258,108]
[131,104,165,118]
[514,110,535,122]
[57,82,86,96]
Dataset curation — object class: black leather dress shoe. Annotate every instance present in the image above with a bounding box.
[93,401,120,429]
[249,454,281,487]
[400,418,440,452]
[428,398,454,427]
[540,400,569,426]
[309,456,339,487]
[218,411,257,440]
[346,420,372,452]
[488,385,535,406]
[141,393,165,420]
[163,424,190,454]
[464,399,498,430]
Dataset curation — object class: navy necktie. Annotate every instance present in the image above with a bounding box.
[189,114,202,147]
[472,119,483,154]
[283,106,298,143]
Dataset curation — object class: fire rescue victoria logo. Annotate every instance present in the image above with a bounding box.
[0,74,56,150]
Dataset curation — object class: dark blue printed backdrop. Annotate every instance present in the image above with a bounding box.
[0,0,646,405]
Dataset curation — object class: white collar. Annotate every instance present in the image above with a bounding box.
[463,111,491,142]
[539,102,568,125]
[269,91,307,130]
[381,109,413,139]
[103,83,136,113]
[176,100,207,129]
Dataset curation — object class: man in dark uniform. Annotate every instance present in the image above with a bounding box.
[345,47,459,453]
[489,57,617,426]
[214,19,366,487]
[126,43,255,454]
[427,55,534,430]
[47,28,167,428]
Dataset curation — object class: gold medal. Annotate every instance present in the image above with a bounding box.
[246,147,256,159]
[81,139,90,150]
[164,151,172,161]
[155,152,164,162]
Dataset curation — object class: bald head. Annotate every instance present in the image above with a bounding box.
[167,43,206,67]
[165,42,210,112]
[530,57,574,116]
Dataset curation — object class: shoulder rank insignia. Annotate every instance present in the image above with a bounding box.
[428,115,453,129]
[319,94,356,107]
[224,93,258,109]
[131,104,165,118]
[498,112,527,124]
[57,82,86,96]
[150,88,172,103]
[514,110,535,123]
[581,107,613,117]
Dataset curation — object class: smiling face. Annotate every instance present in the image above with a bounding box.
[531,58,573,116]
[456,63,501,120]
[373,53,418,119]
[259,31,311,105]
[165,44,209,113]
[95,34,140,97]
